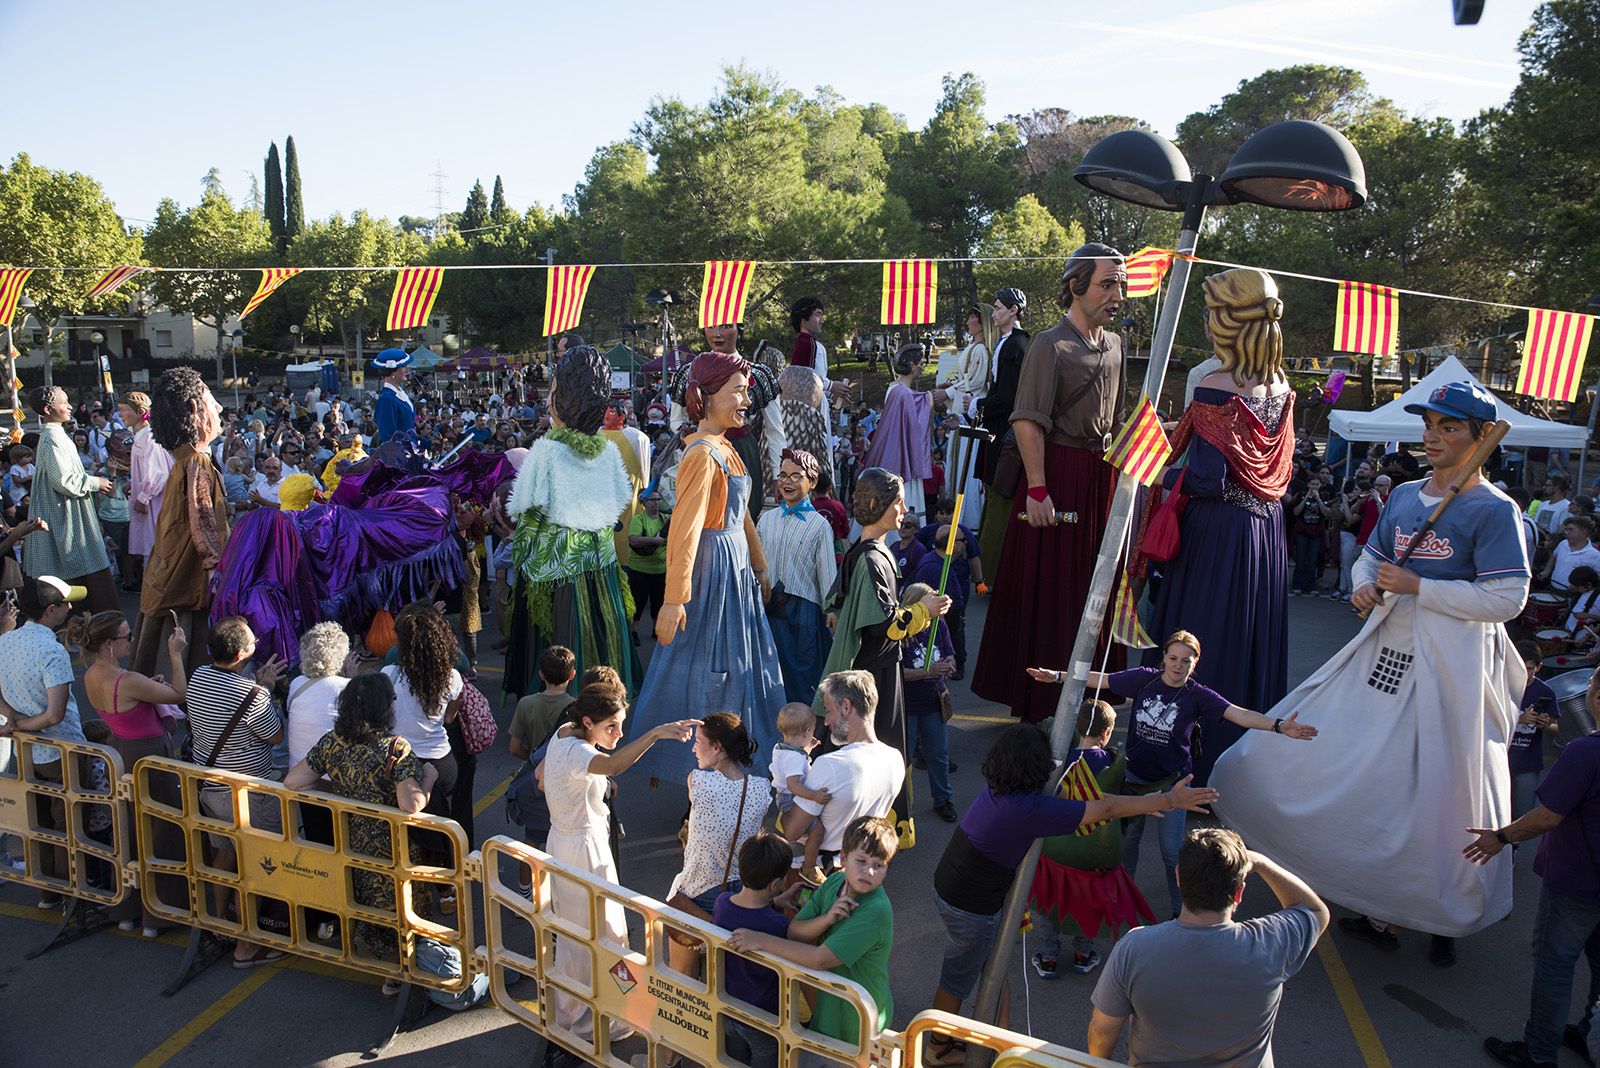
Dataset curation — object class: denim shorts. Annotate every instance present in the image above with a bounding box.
[934,892,1003,1000]
[690,881,740,913]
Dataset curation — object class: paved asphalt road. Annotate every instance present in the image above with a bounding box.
[0,586,1588,1067]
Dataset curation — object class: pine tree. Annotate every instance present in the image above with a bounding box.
[461,179,489,234]
[489,175,510,222]
[284,136,305,243]
[264,142,285,251]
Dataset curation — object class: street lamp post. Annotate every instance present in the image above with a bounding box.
[963,121,1366,1051]
[231,328,244,408]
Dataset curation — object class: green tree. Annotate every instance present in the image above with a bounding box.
[460,180,489,235]
[264,142,284,251]
[556,142,649,338]
[288,212,427,356]
[284,136,305,244]
[1175,65,1375,176]
[433,205,556,349]
[489,176,511,223]
[973,195,1084,323]
[0,153,145,384]
[143,183,274,383]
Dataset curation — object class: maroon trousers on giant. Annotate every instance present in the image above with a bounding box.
[971,442,1122,722]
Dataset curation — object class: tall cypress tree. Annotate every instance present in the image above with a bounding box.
[264,142,285,252]
[284,136,305,244]
[489,175,510,222]
[461,179,489,234]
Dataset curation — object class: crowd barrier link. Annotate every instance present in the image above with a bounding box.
[132,755,476,995]
[896,1010,1125,1068]
[479,834,888,1068]
[0,732,128,909]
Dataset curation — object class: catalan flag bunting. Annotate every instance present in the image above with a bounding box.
[1123,247,1174,299]
[240,267,303,319]
[1517,308,1596,403]
[1057,756,1110,836]
[0,268,34,324]
[88,265,155,301]
[1110,570,1156,651]
[386,266,445,331]
[543,264,596,337]
[880,259,939,325]
[1103,397,1172,486]
[698,260,755,328]
[1335,280,1400,357]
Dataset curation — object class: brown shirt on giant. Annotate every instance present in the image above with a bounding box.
[1009,316,1123,446]
[140,444,229,615]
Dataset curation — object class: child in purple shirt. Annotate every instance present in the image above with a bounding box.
[713,833,798,1067]
[1509,639,1560,822]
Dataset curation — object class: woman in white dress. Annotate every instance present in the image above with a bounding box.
[538,680,697,1037]
[120,392,170,589]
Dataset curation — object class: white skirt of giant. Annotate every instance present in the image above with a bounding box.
[1211,594,1523,936]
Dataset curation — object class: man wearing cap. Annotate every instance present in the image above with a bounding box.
[0,575,88,905]
[973,250,1127,723]
[973,287,1032,569]
[21,386,119,614]
[371,348,415,446]
[1213,379,1528,963]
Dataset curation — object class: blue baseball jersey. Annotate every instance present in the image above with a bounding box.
[1362,480,1529,582]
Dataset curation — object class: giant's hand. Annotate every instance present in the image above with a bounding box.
[656,602,687,646]
[1375,562,1421,597]
[1350,584,1383,612]
[1024,489,1057,528]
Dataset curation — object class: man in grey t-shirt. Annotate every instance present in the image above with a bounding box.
[1089,828,1329,1067]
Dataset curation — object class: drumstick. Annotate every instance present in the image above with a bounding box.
[1358,419,1511,619]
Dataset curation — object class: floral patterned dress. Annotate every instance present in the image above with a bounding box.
[306,731,430,957]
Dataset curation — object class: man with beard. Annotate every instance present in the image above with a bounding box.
[972,244,1128,723]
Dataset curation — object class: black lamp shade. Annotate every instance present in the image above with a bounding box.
[1219,120,1367,211]
[1074,131,1192,211]
[1586,293,1600,311]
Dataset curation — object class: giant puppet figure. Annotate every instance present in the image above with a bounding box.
[1134,268,1296,783]
[1213,380,1528,945]
[633,350,786,784]
[972,246,1126,723]
[503,345,641,698]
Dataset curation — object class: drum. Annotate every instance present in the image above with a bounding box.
[1524,592,1567,630]
[1537,628,1576,653]
[1548,667,1596,735]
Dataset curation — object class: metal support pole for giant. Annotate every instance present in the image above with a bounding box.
[964,194,1207,1051]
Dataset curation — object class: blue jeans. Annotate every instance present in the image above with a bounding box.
[1121,773,1184,918]
[908,712,952,807]
[1523,884,1600,1061]
[1292,531,1323,593]
[725,1017,780,1068]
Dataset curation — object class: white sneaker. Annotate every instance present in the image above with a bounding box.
[118,920,137,932]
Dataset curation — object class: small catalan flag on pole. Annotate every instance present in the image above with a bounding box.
[543,264,596,338]
[1104,396,1172,486]
[1110,570,1156,651]
[386,267,445,332]
[880,259,939,325]
[698,260,755,328]
[1058,756,1110,835]
[87,265,155,301]
[0,268,34,324]
[240,267,303,319]
[1335,280,1400,357]
[1123,247,1174,299]
[1517,308,1596,403]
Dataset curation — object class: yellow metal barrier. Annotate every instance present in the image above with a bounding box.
[895,1009,1126,1067]
[480,834,886,1067]
[132,755,474,992]
[0,731,127,907]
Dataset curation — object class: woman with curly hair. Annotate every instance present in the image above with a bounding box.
[813,467,951,844]
[630,351,786,787]
[503,344,641,699]
[382,604,463,824]
[131,369,229,676]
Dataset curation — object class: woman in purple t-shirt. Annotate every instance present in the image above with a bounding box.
[1029,629,1317,918]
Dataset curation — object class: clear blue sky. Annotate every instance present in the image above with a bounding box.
[4,0,1541,227]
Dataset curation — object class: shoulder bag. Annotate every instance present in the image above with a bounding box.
[1142,470,1188,563]
[666,773,752,926]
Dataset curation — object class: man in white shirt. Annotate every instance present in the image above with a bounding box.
[1543,515,1600,592]
[782,670,904,864]
[1536,475,1573,538]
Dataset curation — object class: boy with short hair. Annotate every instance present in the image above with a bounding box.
[728,816,898,1051]
[1543,515,1600,592]
[713,833,796,1067]
[507,646,576,886]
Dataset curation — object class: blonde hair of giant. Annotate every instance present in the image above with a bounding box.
[1202,268,1284,386]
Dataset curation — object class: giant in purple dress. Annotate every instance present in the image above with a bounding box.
[1135,268,1297,784]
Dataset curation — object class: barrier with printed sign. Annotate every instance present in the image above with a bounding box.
[132,756,476,993]
[898,1009,1125,1068]
[0,732,127,908]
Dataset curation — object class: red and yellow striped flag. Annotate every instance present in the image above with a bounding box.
[387,267,445,331]
[1518,308,1596,403]
[1104,396,1171,486]
[241,267,303,318]
[543,264,595,337]
[1110,570,1156,651]
[88,265,155,301]
[1124,247,1174,298]
[1058,756,1110,836]
[880,259,939,325]
[0,268,33,324]
[698,260,755,328]
[1335,280,1400,357]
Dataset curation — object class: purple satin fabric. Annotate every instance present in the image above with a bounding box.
[209,509,322,665]
[329,451,514,509]
[863,383,933,480]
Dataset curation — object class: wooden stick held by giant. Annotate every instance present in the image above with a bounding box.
[1357,418,1511,619]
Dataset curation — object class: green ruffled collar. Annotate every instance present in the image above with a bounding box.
[546,426,606,460]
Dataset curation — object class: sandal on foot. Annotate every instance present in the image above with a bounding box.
[233,947,288,969]
[381,979,404,997]
[925,1034,967,1066]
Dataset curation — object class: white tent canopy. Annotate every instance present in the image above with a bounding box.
[1327,355,1588,448]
